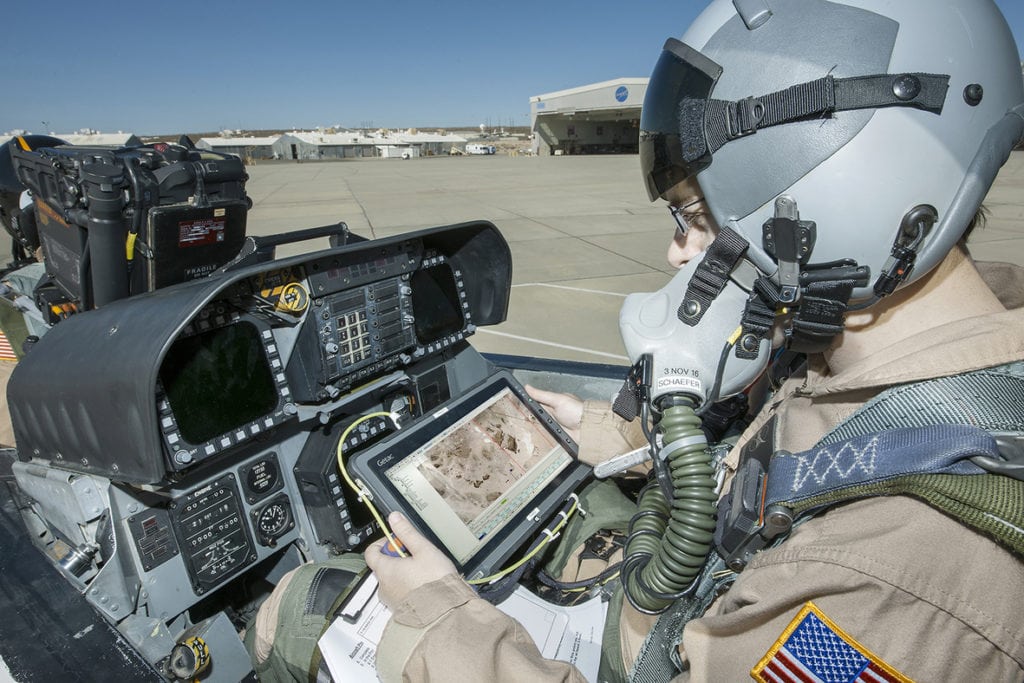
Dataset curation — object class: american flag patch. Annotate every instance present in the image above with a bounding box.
[751,602,912,683]
[0,330,16,361]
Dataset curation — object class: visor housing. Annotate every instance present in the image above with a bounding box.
[639,39,723,201]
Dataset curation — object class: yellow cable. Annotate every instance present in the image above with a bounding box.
[335,411,408,557]
[126,232,138,261]
[726,325,744,346]
[466,497,579,585]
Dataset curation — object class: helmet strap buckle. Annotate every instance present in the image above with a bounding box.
[725,97,765,139]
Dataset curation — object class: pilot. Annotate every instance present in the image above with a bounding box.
[526,181,719,468]
[249,0,1024,680]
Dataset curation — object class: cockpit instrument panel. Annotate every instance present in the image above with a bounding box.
[8,221,511,486]
[286,251,473,403]
[6,221,522,668]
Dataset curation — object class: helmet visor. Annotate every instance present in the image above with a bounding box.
[640,39,723,201]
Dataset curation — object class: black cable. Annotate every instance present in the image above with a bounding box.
[701,338,735,412]
[535,562,622,592]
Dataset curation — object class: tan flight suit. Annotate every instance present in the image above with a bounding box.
[374,261,1024,682]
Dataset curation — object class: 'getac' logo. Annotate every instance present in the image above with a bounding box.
[376,454,395,467]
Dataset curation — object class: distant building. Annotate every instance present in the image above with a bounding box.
[393,130,467,156]
[196,136,280,160]
[377,144,418,159]
[275,131,379,160]
[273,130,467,160]
[530,78,647,156]
[58,132,143,147]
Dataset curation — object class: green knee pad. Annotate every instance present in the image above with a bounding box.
[543,479,636,577]
[246,555,367,682]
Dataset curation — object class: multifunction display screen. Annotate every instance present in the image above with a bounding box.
[159,322,278,444]
[410,264,464,344]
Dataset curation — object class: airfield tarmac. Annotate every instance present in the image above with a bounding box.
[243,153,1024,365]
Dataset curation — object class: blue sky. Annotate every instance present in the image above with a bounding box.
[2,0,1022,136]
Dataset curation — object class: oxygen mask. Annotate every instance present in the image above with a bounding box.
[614,245,772,612]
[618,251,771,410]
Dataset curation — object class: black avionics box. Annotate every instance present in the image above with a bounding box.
[10,140,248,309]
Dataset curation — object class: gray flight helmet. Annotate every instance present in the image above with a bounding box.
[623,0,1024,406]
[686,0,1024,300]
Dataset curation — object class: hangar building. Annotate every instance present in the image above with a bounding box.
[274,132,380,160]
[530,78,647,156]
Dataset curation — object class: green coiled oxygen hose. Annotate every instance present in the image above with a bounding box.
[621,396,718,613]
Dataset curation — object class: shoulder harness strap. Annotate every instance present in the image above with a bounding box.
[719,361,1024,571]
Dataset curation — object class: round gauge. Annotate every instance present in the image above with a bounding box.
[254,496,293,546]
[279,282,310,314]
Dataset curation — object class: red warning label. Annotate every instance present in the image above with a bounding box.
[179,218,227,248]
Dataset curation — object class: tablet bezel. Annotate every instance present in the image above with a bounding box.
[347,370,591,580]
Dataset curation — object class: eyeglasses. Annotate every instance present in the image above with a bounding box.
[668,197,707,236]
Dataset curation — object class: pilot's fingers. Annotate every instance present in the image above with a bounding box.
[525,384,582,415]
[525,384,560,406]
[365,535,388,555]
[525,385,583,438]
[364,538,389,571]
[386,511,435,555]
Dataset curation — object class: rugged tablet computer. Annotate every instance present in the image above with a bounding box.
[347,371,591,581]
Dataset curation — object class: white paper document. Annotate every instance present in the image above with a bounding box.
[318,577,608,682]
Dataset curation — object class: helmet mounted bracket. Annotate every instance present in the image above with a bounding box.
[735,196,871,357]
[762,195,815,304]
[732,0,773,31]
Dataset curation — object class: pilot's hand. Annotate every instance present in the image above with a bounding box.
[365,511,458,609]
[525,385,582,442]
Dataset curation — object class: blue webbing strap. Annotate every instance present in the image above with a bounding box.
[765,424,995,510]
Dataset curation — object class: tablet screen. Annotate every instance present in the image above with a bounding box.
[384,385,572,564]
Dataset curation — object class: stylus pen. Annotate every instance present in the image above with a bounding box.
[593,446,652,479]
